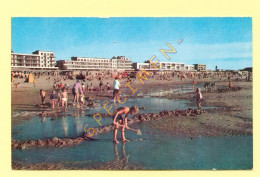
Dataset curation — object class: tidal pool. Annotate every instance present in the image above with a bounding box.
[12,97,194,141]
[12,122,252,170]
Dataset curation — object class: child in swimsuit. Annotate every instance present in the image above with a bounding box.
[112,105,139,143]
[61,88,68,112]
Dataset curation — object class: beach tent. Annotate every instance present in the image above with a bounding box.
[28,73,34,83]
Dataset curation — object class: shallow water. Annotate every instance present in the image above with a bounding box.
[12,97,193,141]
[12,123,252,170]
[12,84,252,170]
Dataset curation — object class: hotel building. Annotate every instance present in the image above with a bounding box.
[11,50,57,70]
[133,62,196,71]
[56,56,133,71]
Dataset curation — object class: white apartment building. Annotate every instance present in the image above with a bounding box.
[133,62,195,71]
[58,56,133,71]
[32,50,55,67]
[11,50,57,70]
[11,53,41,67]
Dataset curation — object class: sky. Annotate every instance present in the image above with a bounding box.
[11,17,252,70]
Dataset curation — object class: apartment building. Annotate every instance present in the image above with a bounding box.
[133,62,196,71]
[11,50,57,70]
[32,50,56,67]
[11,53,41,67]
[57,56,133,71]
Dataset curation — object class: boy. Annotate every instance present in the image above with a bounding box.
[112,105,139,143]
[50,90,58,109]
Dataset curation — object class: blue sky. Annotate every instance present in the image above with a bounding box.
[11,17,252,70]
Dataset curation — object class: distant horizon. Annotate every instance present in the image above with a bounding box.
[11,17,252,70]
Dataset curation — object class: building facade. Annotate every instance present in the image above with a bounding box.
[193,64,206,71]
[32,50,55,67]
[133,62,195,71]
[11,50,57,70]
[57,56,133,71]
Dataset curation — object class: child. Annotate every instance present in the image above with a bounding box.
[195,88,202,110]
[112,105,139,143]
[40,89,46,105]
[50,90,57,109]
[82,83,86,95]
[57,89,62,108]
[61,88,68,112]
[80,94,85,106]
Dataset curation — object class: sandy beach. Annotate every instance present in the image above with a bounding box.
[11,73,252,170]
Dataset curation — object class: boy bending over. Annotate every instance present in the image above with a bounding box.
[112,106,139,143]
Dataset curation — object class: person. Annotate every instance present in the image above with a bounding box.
[72,80,83,105]
[59,83,63,90]
[112,105,139,143]
[192,80,196,91]
[82,83,86,95]
[99,80,103,94]
[113,76,120,103]
[80,93,85,106]
[228,81,232,89]
[57,89,62,108]
[89,83,93,92]
[195,88,202,110]
[40,89,46,105]
[204,82,210,93]
[211,82,216,91]
[33,79,36,87]
[50,90,58,109]
[106,82,110,96]
[61,87,68,112]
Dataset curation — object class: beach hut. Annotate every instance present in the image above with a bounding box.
[28,73,35,83]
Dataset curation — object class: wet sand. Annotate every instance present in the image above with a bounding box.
[146,81,252,138]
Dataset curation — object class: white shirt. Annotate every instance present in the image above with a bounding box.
[113,79,120,89]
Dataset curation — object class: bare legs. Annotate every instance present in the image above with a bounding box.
[113,121,129,143]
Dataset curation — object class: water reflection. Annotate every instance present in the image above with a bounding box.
[113,142,129,167]
[61,116,68,137]
[75,117,83,135]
